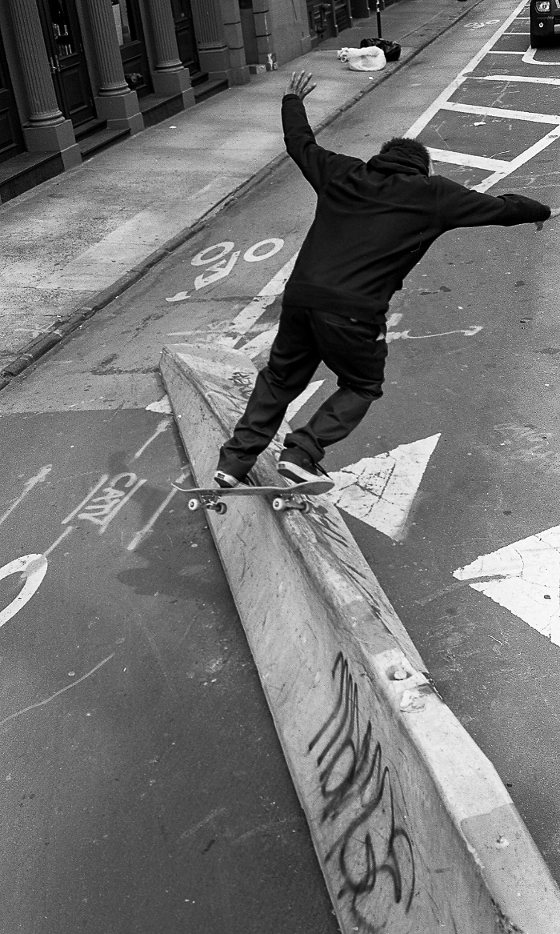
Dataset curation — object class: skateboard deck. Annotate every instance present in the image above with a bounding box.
[173,478,334,515]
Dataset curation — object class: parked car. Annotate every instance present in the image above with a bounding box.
[530,0,560,46]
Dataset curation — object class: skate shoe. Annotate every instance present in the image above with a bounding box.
[214,470,241,489]
[277,447,329,485]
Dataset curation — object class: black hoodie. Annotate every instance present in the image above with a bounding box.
[281,95,550,323]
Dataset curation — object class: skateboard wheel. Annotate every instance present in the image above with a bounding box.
[272,496,286,512]
[188,497,201,512]
[215,502,227,515]
[301,501,311,515]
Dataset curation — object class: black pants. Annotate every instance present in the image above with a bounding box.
[218,304,387,479]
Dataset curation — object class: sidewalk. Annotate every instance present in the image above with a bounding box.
[0,0,485,390]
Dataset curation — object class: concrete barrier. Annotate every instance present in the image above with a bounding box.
[160,342,560,934]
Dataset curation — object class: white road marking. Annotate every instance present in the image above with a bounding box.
[44,526,74,556]
[0,465,52,528]
[429,149,508,171]
[522,47,560,65]
[133,418,170,460]
[327,435,441,541]
[146,396,172,414]
[194,251,240,290]
[406,0,529,140]
[62,472,146,533]
[454,526,560,646]
[240,325,279,358]
[477,123,560,191]
[62,475,110,524]
[404,0,560,191]
[440,101,560,124]
[0,554,48,628]
[127,467,191,552]
[480,74,560,85]
[286,381,325,421]
[165,291,190,303]
[243,239,284,263]
[218,253,298,348]
[387,325,482,343]
[191,242,234,266]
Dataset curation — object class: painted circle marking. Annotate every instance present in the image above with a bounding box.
[243,238,284,263]
[0,554,48,628]
[191,242,234,266]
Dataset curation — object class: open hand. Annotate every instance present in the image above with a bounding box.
[285,70,316,100]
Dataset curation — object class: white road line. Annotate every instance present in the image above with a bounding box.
[406,0,529,139]
[133,418,170,460]
[286,381,325,421]
[429,148,509,171]
[479,73,560,85]
[127,468,190,552]
[440,101,560,123]
[476,123,560,191]
[44,526,74,556]
[96,479,146,534]
[218,253,298,347]
[127,490,176,552]
[62,475,109,524]
[239,325,280,358]
[486,49,524,54]
[0,465,52,528]
[522,46,560,64]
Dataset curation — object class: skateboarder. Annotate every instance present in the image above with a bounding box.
[214,71,554,489]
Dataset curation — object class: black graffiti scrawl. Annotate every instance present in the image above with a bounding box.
[308,653,415,933]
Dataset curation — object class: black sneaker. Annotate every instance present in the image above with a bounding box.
[214,470,241,489]
[277,447,328,484]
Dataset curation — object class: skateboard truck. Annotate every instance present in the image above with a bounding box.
[272,495,311,514]
[188,495,227,514]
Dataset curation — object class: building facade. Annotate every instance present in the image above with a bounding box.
[0,0,362,203]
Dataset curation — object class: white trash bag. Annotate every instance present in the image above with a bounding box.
[337,46,386,71]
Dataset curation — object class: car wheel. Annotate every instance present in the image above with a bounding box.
[531,32,545,46]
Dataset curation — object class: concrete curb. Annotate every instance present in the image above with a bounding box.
[0,0,487,393]
[160,342,560,934]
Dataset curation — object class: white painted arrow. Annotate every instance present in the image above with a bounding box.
[327,434,440,541]
[454,527,560,645]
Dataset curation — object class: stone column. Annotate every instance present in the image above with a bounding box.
[144,0,194,104]
[84,0,143,132]
[191,0,227,78]
[251,0,275,69]
[7,0,80,166]
[219,0,250,84]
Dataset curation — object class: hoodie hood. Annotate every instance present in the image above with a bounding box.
[366,151,429,176]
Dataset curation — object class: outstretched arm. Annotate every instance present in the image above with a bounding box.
[282,70,359,191]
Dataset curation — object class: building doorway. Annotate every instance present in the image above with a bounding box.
[113,0,153,97]
[170,0,200,74]
[37,0,95,128]
[0,29,24,162]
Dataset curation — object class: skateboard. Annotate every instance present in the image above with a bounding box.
[173,478,334,515]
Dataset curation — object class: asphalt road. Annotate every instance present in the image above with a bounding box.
[2,1,560,930]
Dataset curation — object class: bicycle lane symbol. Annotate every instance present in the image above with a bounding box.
[165,238,285,302]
